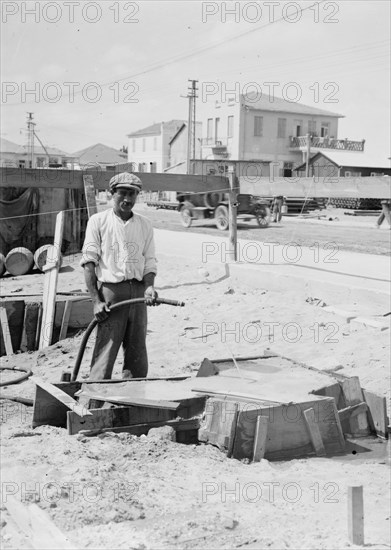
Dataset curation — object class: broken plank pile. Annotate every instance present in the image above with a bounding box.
[31,353,388,461]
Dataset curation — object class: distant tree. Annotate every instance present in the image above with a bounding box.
[120,145,128,154]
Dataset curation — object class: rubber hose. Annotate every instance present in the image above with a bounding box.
[0,365,34,405]
[0,365,33,387]
[71,297,185,382]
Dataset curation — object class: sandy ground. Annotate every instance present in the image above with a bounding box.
[0,214,390,549]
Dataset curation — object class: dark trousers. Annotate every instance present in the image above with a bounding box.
[89,280,148,380]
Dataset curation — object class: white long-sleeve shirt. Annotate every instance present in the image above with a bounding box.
[80,209,157,283]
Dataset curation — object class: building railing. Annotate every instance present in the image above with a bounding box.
[201,138,227,147]
[289,136,365,151]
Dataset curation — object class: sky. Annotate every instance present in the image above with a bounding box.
[1,0,390,159]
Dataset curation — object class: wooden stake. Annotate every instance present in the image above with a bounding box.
[83,174,98,217]
[303,408,326,456]
[252,415,268,462]
[0,305,13,355]
[348,486,364,546]
[228,170,238,262]
[39,211,64,349]
[59,300,72,341]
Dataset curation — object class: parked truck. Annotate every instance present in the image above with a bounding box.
[177,192,271,230]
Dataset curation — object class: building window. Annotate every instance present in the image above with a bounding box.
[142,139,146,152]
[150,162,157,173]
[308,120,316,135]
[294,120,302,137]
[215,118,220,141]
[320,122,329,137]
[19,160,25,168]
[132,139,136,153]
[153,137,157,151]
[138,162,144,172]
[277,118,287,138]
[254,116,263,137]
[207,118,213,140]
[370,172,384,176]
[227,116,234,138]
[36,157,45,167]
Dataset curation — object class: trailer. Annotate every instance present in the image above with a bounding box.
[177,192,271,230]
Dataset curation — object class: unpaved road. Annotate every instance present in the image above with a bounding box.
[136,205,390,256]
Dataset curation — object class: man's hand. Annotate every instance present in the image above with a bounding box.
[144,286,159,306]
[93,300,110,322]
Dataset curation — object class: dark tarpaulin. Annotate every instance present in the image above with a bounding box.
[0,188,38,254]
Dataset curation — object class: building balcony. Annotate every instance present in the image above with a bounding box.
[289,135,365,152]
[200,138,229,158]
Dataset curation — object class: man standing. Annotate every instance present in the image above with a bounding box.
[81,172,158,380]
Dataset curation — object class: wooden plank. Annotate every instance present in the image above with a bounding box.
[0,167,228,193]
[227,404,239,458]
[233,397,345,461]
[67,405,174,435]
[303,408,326,456]
[312,381,346,410]
[20,302,39,352]
[362,389,388,439]
[193,387,283,405]
[252,415,268,462]
[338,402,368,423]
[341,377,370,437]
[0,305,13,354]
[240,175,391,199]
[0,300,25,356]
[348,486,365,546]
[2,494,75,549]
[39,211,65,349]
[83,174,98,217]
[198,398,239,452]
[32,377,92,420]
[59,300,72,341]
[34,303,43,350]
[79,417,200,437]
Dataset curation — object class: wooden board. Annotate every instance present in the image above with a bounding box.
[79,417,200,437]
[312,381,346,410]
[0,167,228,193]
[20,302,40,352]
[304,408,326,456]
[0,300,24,356]
[252,415,268,461]
[348,486,364,546]
[198,398,240,451]
[0,304,13,355]
[2,494,75,549]
[83,174,98,217]
[39,211,65,349]
[59,300,72,340]
[362,389,388,438]
[232,397,345,461]
[32,377,91,428]
[340,377,371,437]
[67,405,174,435]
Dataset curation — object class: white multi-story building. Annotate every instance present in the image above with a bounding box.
[127,120,185,173]
[199,94,365,177]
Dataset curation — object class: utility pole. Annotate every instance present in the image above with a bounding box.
[305,133,311,177]
[186,79,198,175]
[26,112,35,168]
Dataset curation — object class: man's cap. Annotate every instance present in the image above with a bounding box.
[109,172,142,193]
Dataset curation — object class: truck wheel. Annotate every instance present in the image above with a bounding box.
[215,205,229,230]
[256,206,271,228]
[180,206,192,228]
